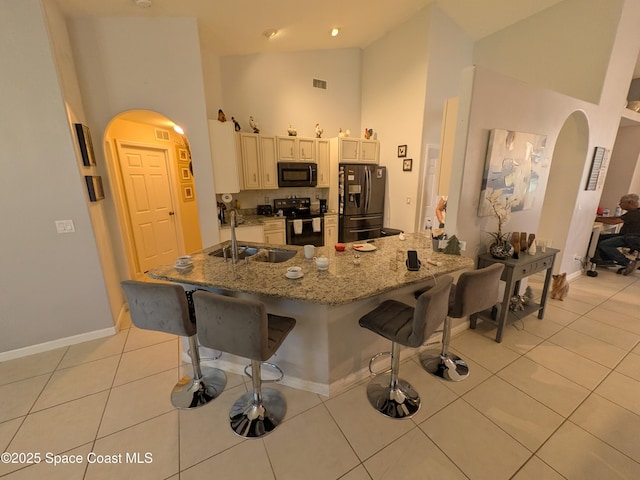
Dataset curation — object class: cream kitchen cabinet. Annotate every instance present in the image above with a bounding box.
[209,120,243,193]
[323,213,338,247]
[277,136,316,162]
[262,218,286,245]
[239,133,277,190]
[219,224,263,243]
[330,137,379,164]
[316,139,330,188]
[259,136,278,188]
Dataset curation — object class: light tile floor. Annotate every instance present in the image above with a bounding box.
[1,269,640,479]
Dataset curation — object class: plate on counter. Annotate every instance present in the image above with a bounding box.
[353,243,377,252]
[285,271,304,279]
[175,263,194,271]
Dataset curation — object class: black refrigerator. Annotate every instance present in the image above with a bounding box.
[338,164,386,242]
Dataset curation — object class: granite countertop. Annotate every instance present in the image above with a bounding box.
[148,233,474,305]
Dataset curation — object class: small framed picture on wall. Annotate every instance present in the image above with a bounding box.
[177,146,189,163]
[75,123,97,167]
[397,145,407,157]
[403,158,413,172]
[182,184,194,201]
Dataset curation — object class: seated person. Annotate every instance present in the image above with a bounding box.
[594,193,640,275]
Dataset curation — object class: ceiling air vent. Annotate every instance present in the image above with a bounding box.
[313,78,327,90]
[154,128,170,142]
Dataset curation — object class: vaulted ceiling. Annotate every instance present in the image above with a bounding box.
[52,0,566,56]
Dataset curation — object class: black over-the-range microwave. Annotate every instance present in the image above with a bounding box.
[277,162,317,187]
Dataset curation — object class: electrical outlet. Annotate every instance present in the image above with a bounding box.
[264,196,269,204]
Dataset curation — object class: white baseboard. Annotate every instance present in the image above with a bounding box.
[0,327,117,363]
[567,270,583,282]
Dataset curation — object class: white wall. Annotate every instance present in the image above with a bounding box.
[67,16,218,252]
[601,125,640,212]
[361,8,430,231]
[66,16,218,315]
[0,0,113,355]
[219,49,362,139]
[473,0,623,104]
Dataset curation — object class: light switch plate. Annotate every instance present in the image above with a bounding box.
[55,220,75,233]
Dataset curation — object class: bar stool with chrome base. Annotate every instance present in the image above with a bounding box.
[358,276,453,419]
[192,291,296,438]
[121,281,227,409]
[414,263,504,382]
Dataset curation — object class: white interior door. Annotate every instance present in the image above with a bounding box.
[118,144,180,273]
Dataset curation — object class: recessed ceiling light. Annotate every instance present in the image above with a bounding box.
[330,27,341,37]
[263,29,278,39]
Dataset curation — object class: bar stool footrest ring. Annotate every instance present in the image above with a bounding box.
[243,362,284,383]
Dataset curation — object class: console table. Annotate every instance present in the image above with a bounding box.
[470,248,559,343]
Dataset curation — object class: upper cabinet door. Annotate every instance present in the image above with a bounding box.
[260,136,278,189]
[277,137,296,162]
[298,138,315,162]
[316,139,330,188]
[360,140,379,163]
[340,138,360,162]
[240,133,261,189]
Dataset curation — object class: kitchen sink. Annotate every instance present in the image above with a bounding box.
[209,245,260,260]
[252,248,297,263]
[209,245,296,263]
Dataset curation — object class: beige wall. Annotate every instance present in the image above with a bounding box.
[218,48,362,139]
[361,8,431,232]
[0,0,114,356]
[473,0,623,104]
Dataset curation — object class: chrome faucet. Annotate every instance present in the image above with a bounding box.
[230,210,239,264]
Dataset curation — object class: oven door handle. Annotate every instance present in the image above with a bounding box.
[348,215,382,221]
[349,227,380,233]
[287,218,317,223]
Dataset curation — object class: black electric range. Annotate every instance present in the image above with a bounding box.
[273,198,324,246]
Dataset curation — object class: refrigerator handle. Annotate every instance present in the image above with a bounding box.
[364,167,370,212]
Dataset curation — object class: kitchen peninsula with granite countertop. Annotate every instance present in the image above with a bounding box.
[149,233,474,395]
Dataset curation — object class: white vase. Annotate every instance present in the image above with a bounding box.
[528,239,537,255]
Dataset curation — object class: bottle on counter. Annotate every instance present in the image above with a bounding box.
[603,208,610,216]
[615,206,622,217]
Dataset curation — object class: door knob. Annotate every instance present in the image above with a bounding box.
[169,211,175,216]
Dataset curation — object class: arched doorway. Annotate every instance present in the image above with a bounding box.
[105,110,202,279]
[537,111,589,272]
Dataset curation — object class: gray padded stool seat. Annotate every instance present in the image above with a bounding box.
[358,276,453,419]
[121,281,226,409]
[415,263,504,381]
[192,291,296,438]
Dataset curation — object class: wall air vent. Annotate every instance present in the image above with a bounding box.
[313,78,327,90]
[154,128,170,142]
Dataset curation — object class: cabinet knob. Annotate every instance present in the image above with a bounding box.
[253,173,257,182]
